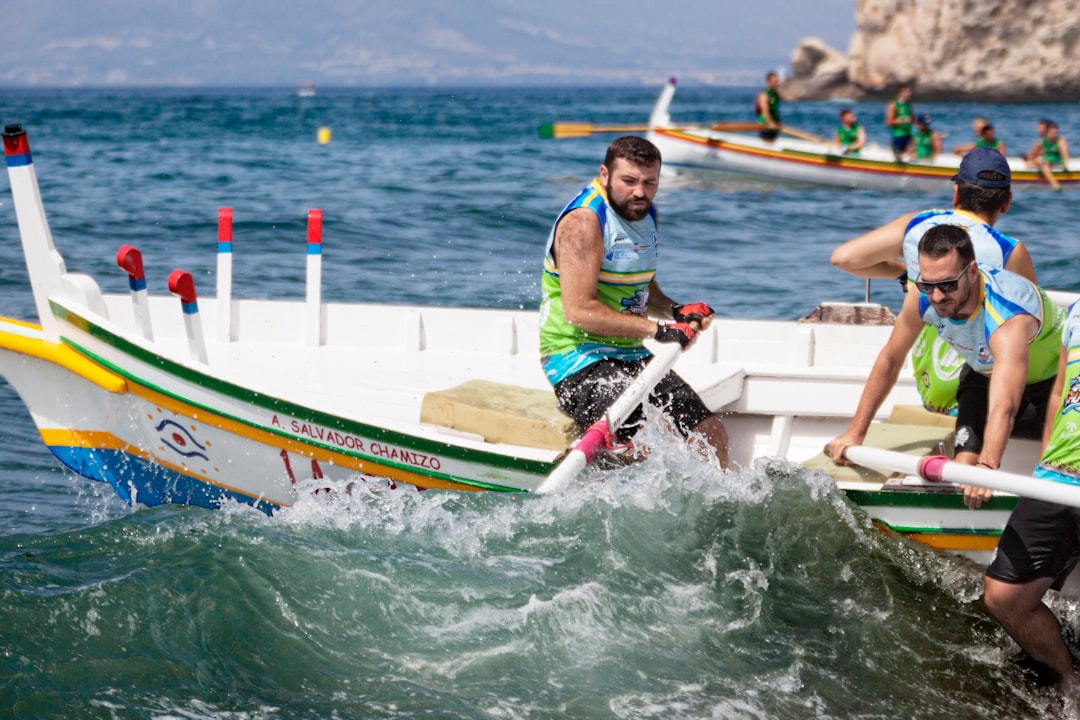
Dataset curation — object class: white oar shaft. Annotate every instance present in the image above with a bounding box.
[844,446,1080,507]
[537,340,685,494]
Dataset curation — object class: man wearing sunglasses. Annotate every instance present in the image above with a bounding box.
[825,224,1064,509]
[829,147,1037,417]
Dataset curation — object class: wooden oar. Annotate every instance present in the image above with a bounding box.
[536,328,701,493]
[843,446,1080,507]
[538,121,761,139]
[780,126,830,144]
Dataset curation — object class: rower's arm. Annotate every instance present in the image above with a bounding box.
[852,126,866,151]
[830,213,916,279]
[1024,141,1042,163]
[825,292,923,462]
[1060,138,1070,166]
[646,278,676,315]
[975,315,1039,469]
[1003,242,1037,283]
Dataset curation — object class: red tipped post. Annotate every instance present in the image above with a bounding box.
[116,245,154,340]
[168,270,208,364]
[306,209,324,346]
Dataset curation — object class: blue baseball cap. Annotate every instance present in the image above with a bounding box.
[952,146,1011,188]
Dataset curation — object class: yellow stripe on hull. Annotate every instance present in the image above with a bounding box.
[874,522,1001,553]
[0,322,126,394]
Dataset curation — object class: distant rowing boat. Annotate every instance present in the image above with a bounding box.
[645,79,1079,192]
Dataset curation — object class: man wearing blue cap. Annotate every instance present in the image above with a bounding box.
[830,147,1038,417]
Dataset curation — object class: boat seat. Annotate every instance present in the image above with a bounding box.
[420,380,578,451]
[887,404,957,429]
[419,365,747,452]
[801,420,955,484]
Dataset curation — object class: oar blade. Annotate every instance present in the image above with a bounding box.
[538,122,596,139]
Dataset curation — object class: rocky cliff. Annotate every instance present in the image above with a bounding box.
[783,0,1080,101]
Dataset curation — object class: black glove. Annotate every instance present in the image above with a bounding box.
[672,302,714,325]
[897,270,909,293]
[655,321,696,348]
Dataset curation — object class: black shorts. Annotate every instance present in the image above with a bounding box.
[952,365,1055,455]
[553,357,713,442]
[986,498,1080,590]
[891,135,912,154]
[759,129,779,142]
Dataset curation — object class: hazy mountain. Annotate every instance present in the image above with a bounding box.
[0,0,855,87]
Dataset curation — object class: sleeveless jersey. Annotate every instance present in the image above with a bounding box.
[1034,301,1080,485]
[912,128,935,159]
[903,209,1023,414]
[757,88,780,125]
[975,137,1002,151]
[540,178,658,385]
[902,209,1018,283]
[890,100,913,137]
[1042,137,1063,165]
[917,265,1063,383]
[836,123,861,151]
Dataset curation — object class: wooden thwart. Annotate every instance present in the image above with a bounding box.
[420,380,577,451]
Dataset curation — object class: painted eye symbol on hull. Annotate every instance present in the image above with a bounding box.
[155,419,210,461]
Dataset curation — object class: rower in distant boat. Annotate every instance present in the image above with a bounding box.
[834,108,866,156]
[951,116,991,155]
[974,122,1005,155]
[1025,119,1069,191]
[754,72,782,142]
[885,82,915,162]
[831,147,1037,417]
[906,114,942,163]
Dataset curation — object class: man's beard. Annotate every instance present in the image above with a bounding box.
[605,181,651,221]
[933,284,974,319]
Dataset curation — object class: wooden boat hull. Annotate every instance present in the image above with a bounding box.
[645,80,1079,192]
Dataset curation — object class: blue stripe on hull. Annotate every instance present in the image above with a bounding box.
[46,445,280,515]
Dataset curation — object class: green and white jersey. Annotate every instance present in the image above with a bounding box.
[540,178,658,386]
[1035,301,1080,484]
[918,265,1063,382]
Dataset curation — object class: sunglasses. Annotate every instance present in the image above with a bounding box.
[915,264,972,295]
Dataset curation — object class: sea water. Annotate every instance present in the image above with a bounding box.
[1,86,1079,718]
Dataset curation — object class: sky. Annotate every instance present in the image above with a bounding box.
[1,0,857,87]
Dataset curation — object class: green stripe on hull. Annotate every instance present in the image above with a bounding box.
[883,525,1002,537]
[843,488,1018,511]
[51,302,555,485]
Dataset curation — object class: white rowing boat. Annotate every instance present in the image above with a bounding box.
[3,123,1077,572]
[645,79,1080,192]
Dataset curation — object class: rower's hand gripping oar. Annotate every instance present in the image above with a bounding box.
[843,445,1080,507]
[537,325,701,494]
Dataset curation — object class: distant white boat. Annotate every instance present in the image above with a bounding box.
[296,82,316,98]
[644,78,1079,192]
